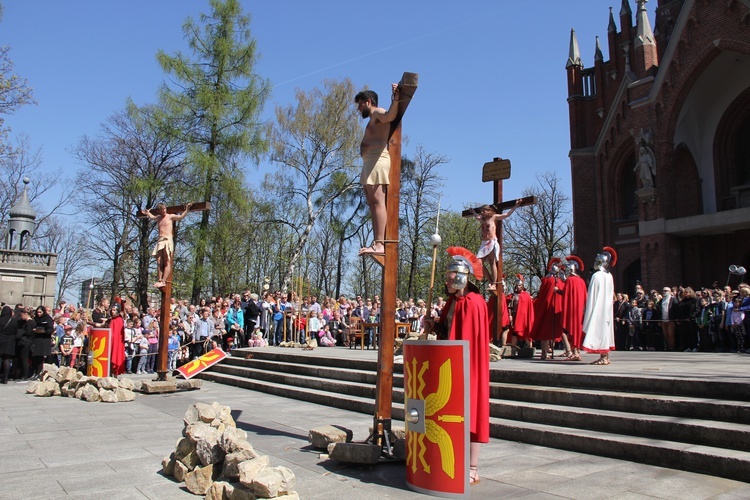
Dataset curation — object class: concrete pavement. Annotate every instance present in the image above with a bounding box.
[1,351,749,499]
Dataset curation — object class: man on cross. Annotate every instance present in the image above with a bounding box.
[472,199,521,290]
[354,84,400,256]
[143,202,192,289]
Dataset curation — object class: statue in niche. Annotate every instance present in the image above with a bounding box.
[633,128,656,189]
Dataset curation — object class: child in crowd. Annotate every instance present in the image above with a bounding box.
[318,323,336,347]
[124,318,135,374]
[136,332,150,374]
[59,326,75,367]
[71,323,86,369]
[168,326,180,371]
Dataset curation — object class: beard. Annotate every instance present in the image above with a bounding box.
[360,108,370,118]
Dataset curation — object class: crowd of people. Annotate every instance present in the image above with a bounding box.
[1,270,748,383]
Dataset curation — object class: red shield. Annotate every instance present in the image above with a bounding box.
[176,348,228,379]
[88,328,111,377]
[403,340,469,498]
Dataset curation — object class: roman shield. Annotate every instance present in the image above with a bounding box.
[403,340,469,498]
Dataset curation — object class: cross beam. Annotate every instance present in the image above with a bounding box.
[460,196,537,218]
[136,201,210,381]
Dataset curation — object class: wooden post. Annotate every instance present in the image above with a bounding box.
[137,202,210,381]
[493,179,504,344]
[370,72,418,450]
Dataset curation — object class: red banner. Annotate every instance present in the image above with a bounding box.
[176,348,228,379]
[88,327,111,378]
[404,340,469,498]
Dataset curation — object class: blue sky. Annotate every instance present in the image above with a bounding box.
[3,0,651,214]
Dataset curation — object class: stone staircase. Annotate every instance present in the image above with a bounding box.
[199,350,750,482]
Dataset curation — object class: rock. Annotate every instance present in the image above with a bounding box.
[81,384,101,402]
[184,402,217,425]
[76,375,89,387]
[132,379,143,392]
[229,483,256,500]
[389,425,406,440]
[161,453,176,477]
[223,449,262,481]
[86,376,101,387]
[184,464,214,495]
[114,387,135,402]
[196,426,224,466]
[42,363,58,379]
[173,459,189,482]
[327,442,381,464]
[25,380,40,394]
[35,379,58,397]
[205,480,232,500]
[140,380,176,394]
[52,382,62,397]
[118,377,134,390]
[175,379,202,391]
[175,436,196,460]
[237,455,270,487]
[276,493,300,500]
[99,388,118,403]
[308,425,353,449]
[489,343,503,356]
[55,366,77,383]
[250,466,295,498]
[220,427,250,454]
[490,353,501,362]
[64,386,77,398]
[179,450,201,471]
[211,402,235,427]
[75,386,84,399]
[73,370,83,381]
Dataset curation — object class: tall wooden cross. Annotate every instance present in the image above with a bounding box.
[137,201,210,381]
[365,72,418,452]
[461,158,536,344]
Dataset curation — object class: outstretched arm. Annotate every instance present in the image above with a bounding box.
[143,208,158,220]
[173,203,193,221]
[493,199,522,222]
[372,84,400,124]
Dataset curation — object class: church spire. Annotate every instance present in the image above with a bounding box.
[635,0,655,47]
[620,0,632,17]
[566,28,582,68]
[608,7,617,33]
[594,36,604,62]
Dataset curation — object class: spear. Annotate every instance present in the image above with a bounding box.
[426,196,442,322]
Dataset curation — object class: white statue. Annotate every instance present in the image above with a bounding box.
[633,128,656,189]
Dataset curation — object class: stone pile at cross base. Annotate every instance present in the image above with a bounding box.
[25,364,137,403]
[162,402,299,499]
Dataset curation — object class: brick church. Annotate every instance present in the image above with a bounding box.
[566,0,750,291]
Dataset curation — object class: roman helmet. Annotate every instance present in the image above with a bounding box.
[446,246,483,292]
[594,246,617,271]
[564,255,585,275]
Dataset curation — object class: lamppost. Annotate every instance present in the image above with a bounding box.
[87,279,95,312]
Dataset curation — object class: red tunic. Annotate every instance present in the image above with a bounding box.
[109,315,126,376]
[530,275,563,341]
[441,290,490,443]
[561,274,588,349]
[513,291,534,338]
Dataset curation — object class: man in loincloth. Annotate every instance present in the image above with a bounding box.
[354,84,400,256]
[143,203,192,289]
[472,199,521,290]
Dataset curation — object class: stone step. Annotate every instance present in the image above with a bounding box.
[489,417,750,483]
[222,355,405,388]
[199,370,404,420]
[491,382,750,424]
[491,399,750,452]
[493,369,750,401]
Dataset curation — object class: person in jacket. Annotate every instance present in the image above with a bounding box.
[0,306,19,384]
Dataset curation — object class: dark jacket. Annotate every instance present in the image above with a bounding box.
[0,306,18,356]
[32,311,54,357]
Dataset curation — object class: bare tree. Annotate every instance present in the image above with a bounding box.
[266,78,362,291]
[0,44,36,160]
[38,217,95,304]
[503,171,573,287]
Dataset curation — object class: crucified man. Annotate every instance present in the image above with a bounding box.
[354,84,400,256]
[473,199,521,290]
[143,202,192,289]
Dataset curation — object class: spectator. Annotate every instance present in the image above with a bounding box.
[168,327,180,371]
[30,306,54,379]
[658,287,678,351]
[627,299,642,350]
[0,306,18,384]
[59,326,75,368]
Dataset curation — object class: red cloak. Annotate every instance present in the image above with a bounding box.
[561,274,588,349]
[530,275,563,341]
[441,290,490,443]
[513,291,534,338]
[109,315,126,376]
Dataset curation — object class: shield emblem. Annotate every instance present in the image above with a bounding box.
[88,327,111,377]
[404,340,469,498]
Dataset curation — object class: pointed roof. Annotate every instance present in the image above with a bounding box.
[594,36,604,62]
[635,0,655,47]
[620,0,633,17]
[9,177,36,220]
[566,28,582,68]
[608,7,617,32]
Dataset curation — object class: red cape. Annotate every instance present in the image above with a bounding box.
[109,315,126,376]
[561,275,588,349]
[441,290,490,443]
[530,275,563,341]
[513,291,534,338]
[486,294,510,343]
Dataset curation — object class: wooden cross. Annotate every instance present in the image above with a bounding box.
[136,201,210,381]
[461,160,536,345]
[368,72,418,453]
